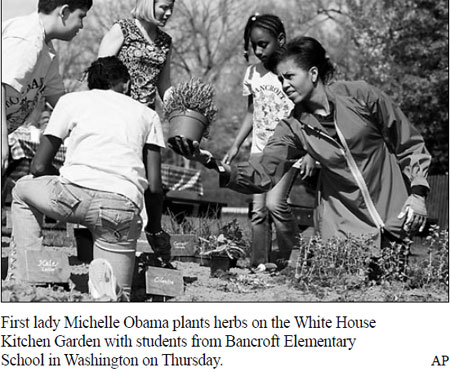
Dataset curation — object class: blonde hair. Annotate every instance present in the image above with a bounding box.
[131,0,155,23]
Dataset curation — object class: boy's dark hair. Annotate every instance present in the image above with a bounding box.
[266,36,335,83]
[38,0,93,14]
[243,13,285,62]
[86,56,130,90]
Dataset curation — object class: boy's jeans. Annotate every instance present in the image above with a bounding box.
[250,167,299,267]
[11,175,142,298]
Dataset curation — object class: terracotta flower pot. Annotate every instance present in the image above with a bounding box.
[168,109,209,142]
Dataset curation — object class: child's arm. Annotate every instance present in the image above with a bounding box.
[222,96,253,164]
[45,93,64,110]
[143,143,172,263]
[157,47,172,100]
[143,143,164,233]
[30,135,62,176]
[98,24,124,57]
[1,86,9,175]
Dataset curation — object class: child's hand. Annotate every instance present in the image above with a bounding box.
[222,146,239,165]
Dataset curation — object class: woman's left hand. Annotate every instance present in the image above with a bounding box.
[398,194,427,233]
[293,154,316,180]
[299,154,316,180]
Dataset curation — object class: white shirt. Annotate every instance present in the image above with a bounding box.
[44,89,165,209]
[2,13,65,133]
[243,63,294,154]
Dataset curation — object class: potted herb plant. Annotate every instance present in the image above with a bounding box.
[163,78,218,142]
[199,234,247,276]
[198,220,249,276]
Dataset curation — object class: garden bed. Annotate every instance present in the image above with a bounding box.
[1,216,448,303]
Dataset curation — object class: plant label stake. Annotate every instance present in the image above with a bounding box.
[15,249,70,284]
[171,234,197,258]
[145,266,184,297]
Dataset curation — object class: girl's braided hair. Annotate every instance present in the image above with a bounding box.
[243,13,285,61]
[86,56,130,90]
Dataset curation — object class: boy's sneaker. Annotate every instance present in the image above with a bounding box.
[252,263,277,273]
[88,258,123,301]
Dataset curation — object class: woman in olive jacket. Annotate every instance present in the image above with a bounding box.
[171,36,431,255]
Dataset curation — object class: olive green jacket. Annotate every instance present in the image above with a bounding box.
[223,80,431,249]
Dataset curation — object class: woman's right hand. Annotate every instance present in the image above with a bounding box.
[168,136,213,165]
[222,146,239,165]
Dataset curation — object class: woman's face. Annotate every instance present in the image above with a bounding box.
[276,57,317,104]
[154,0,175,27]
[250,27,283,65]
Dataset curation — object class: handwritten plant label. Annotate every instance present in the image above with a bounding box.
[37,258,59,272]
[145,266,184,297]
[171,234,197,257]
[17,249,70,284]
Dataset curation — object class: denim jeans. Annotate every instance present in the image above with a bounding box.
[11,175,142,299]
[250,167,299,266]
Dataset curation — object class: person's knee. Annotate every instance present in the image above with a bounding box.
[11,175,40,204]
[266,197,290,216]
[251,207,267,224]
[265,197,278,213]
[11,179,27,204]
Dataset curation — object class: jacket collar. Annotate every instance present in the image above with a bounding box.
[293,84,337,129]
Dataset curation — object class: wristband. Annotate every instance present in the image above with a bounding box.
[144,229,165,237]
[411,185,428,198]
[204,157,219,171]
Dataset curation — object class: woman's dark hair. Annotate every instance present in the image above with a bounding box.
[267,36,335,83]
[38,0,93,14]
[86,57,130,90]
[243,13,285,61]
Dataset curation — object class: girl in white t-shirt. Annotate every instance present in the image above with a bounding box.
[223,14,314,271]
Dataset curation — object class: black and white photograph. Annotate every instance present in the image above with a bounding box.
[1,0,448,370]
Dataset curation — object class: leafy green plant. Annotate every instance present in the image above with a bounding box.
[163,78,218,138]
[295,234,373,287]
[218,219,248,247]
[294,228,449,291]
[1,280,90,302]
[407,225,449,288]
[199,234,246,259]
[198,219,249,260]
[376,239,412,282]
